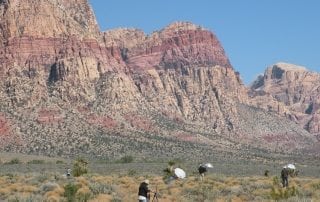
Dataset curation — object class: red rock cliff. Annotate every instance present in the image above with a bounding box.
[0,1,317,157]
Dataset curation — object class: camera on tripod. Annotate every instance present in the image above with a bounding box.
[151,187,160,202]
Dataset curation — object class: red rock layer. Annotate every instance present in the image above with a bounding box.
[105,22,231,72]
[0,36,125,76]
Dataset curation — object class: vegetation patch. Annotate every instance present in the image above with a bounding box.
[73,157,88,177]
[4,158,21,165]
[27,159,45,164]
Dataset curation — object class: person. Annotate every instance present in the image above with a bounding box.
[138,179,151,202]
[66,168,71,177]
[198,164,207,181]
[281,166,289,188]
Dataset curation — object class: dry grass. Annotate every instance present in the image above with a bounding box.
[0,172,319,201]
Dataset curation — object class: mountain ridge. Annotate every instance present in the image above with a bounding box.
[0,0,318,159]
[250,62,320,142]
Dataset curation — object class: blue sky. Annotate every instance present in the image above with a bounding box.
[89,0,320,85]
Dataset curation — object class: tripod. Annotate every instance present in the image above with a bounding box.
[151,186,159,202]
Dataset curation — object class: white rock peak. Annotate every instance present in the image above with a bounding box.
[274,62,307,72]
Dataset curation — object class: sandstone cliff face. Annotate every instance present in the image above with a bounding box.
[250,62,320,139]
[103,22,231,70]
[0,0,99,41]
[0,0,126,106]
[0,0,317,158]
[102,22,246,122]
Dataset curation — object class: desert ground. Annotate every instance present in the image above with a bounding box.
[0,152,319,202]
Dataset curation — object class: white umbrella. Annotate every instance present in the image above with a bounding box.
[174,168,186,179]
[287,164,296,170]
[204,163,213,168]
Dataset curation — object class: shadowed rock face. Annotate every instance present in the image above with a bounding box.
[0,1,317,158]
[250,62,320,140]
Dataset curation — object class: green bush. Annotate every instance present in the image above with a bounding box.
[168,160,176,166]
[5,158,21,165]
[127,169,137,176]
[27,159,45,164]
[270,175,300,200]
[64,183,79,202]
[56,160,65,164]
[312,183,320,190]
[273,176,279,185]
[264,170,269,177]
[72,157,88,177]
[270,185,299,200]
[118,155,134,163]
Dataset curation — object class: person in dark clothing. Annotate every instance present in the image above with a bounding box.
[198,164,207,181]
[281,167,289,188]
[138,180,151,202]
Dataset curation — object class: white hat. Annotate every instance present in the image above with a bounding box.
[144,179,149,184]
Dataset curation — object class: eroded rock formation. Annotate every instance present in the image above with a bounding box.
[250,63,320,140]
[0,1,317,159]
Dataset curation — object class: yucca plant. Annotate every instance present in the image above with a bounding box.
[72,157,88,177]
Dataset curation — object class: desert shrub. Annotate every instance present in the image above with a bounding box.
[27,159,45,164]
[64,183,79,202]
[183,185,218,201]
[8,195,43,202]
[111,196,122,202]
[96,157,110,164]
[41,182,59,192]
[5,158,21,165]
[211,173,227,183]
[168,160,176,166]
[3,173,15,178]
[270,176,298,201]
[273,176,280,185]
[117,155,134,163]
[89,182,114,195]
[270,185,299,200]
[34,174,49,183]
[264,170,269,177]
[127,169,137,176]
[312,183,320,190]
[76,192,92,202]
[73,158,88,177]
[7,196,19,202]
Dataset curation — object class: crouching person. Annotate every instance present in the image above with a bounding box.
[138,179,151,202]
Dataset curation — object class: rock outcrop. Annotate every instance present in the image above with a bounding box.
[250,62,320,140]
[0,1,317,159]
[0,0,99,41]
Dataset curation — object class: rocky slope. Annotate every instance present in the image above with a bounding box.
[0,0,317,159]
[250,63,320,141]
[0,0,99,40]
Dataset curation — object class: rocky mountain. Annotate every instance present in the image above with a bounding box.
[250,63,320,142]
[0,0,318,160]
[0,0,99,41]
